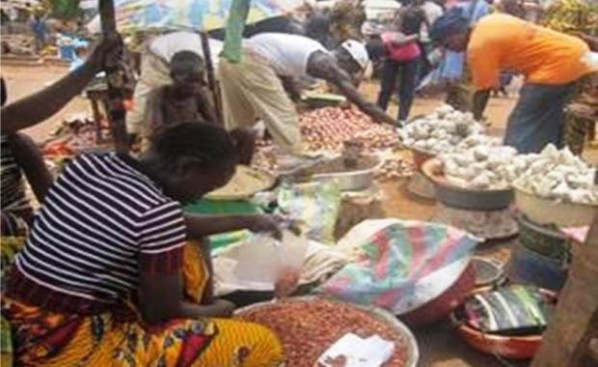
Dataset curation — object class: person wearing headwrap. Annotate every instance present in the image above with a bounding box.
[430,10,598,153]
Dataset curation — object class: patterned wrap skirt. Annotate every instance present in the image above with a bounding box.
[1,241,284,367]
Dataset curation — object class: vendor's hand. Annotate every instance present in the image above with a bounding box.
[208,299,236,317]
[247,214,283,240]
[88,33,123,71]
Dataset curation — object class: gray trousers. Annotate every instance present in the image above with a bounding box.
[504,83,576,154]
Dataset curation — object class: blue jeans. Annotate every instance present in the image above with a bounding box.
[376,57,419,122]
[504,83,576,153]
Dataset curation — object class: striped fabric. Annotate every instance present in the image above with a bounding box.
[11,153,187,305]
[0,134,33,235]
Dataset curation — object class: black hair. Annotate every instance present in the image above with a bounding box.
[1,77,6,107]
[150,122,238,170]
[169,51,204,76]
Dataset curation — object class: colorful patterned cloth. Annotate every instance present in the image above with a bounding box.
[1,242,283,367]
[86,0,303,34]
[1,236,27,367]
[317,219,478,314]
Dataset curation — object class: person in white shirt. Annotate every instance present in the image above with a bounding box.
[126,32,223,142]
[218,33,395,159]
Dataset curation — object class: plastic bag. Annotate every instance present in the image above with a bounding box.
[277,181,342,244]
[232,231,307,286]
[316,219,478,314]
[213,238,348,296]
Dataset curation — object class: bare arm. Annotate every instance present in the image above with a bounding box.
[139,270,235,324]
[1,37,122,133]
[307,53,397,126]
[279,76,302,102]
[195,87,219,124]
[8,133,53,203]
[184,213,282,240]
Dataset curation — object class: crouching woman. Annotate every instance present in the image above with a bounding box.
[3,122,283,366]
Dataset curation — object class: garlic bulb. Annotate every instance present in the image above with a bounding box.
[401,104,486,155]
[513,145,597,204]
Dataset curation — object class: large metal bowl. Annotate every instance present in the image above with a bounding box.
[513,185,598,227]
[236,295,419,367]
[422,159,514,210]
[289,155,383,191]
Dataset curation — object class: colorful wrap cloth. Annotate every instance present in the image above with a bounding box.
[316,219,478,315]
[1,241,283,367]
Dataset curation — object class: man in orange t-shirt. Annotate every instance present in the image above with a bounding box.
[430,11,597,153]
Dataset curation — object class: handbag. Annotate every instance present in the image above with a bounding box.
[381,32,421,62]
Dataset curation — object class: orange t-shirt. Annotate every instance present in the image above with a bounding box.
[467,14,595,91]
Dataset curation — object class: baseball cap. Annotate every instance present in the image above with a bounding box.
[340,39,370,70]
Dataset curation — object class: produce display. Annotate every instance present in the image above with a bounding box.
[236,298,411,367]
[299,107,400,152]
[513,145,598,205]
[376,157,415,180]
[400,105,485,155]
[439,145,520,190]
[253,107,412,178]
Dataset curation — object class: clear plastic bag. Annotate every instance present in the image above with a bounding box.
[232,230,308,292]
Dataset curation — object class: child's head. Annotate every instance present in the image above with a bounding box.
[169,51,206,98]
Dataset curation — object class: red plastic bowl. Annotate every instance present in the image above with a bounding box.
[451,288,557,360]
[401,263,476,327]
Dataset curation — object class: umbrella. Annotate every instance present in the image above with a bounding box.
[87,0,302,34]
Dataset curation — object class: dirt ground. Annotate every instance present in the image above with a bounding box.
[2,63,595,367]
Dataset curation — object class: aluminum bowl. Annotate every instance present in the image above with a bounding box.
[514,185,598,227]
[422,159,514,210]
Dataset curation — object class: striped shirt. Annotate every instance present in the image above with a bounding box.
[1,134,33,233]
[10,153,186,307]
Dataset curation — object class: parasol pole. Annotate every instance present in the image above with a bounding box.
[99,0,129,152]
[199,32,222,123]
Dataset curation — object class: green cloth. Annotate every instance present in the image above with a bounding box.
[221,0,250,63]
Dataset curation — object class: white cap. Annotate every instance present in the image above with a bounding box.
[340,39,369,70]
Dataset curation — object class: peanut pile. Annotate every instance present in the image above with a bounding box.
[236,298,411,367]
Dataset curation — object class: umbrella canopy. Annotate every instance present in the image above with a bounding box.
[87,0,302,34]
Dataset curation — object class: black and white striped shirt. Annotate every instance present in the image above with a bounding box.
[13,153,187,304]
[1,134,32,224]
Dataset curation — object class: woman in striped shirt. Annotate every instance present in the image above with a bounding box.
[3,122,284,366]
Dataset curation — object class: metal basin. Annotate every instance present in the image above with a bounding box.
[422,159,514,210]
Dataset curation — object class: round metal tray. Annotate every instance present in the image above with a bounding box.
[422,158,514,211]
[205,165,276,201]
[236,295,419,367]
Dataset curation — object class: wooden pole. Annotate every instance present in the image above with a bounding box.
[99,0,129,153]
[199,32,222,123]
[530,211,598,367]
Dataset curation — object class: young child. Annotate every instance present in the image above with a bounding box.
[146,51,218,134]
